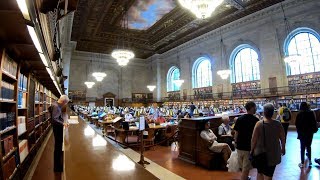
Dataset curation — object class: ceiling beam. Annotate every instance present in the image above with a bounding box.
[226,0,245,10]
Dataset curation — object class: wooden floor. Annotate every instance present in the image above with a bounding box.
[143,130,320,180]
[31,134,62,180]
[30,127,320,180]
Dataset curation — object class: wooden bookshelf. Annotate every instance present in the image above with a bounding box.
[0,49,57,179]
[288,72,320,94]
[0,49,20,180]
[232,81,261,98]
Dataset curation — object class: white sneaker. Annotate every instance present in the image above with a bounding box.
[299,163,304,168]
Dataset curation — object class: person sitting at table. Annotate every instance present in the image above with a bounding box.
[184,112,191,118]
[218,116,235,151]
[156,114,166,124]
[200,121,232,167]
[124,111,134,122]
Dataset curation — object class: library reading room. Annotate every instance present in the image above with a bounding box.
[1,0,320,180]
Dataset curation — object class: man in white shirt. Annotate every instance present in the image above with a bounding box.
[218,116,232,136]
[124,111,133,122]
[218,116,235,150]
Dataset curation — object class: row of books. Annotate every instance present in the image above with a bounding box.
[18,73,28,91]
[2,154,18,179]
[17,116,26,136]
[0,112,16,131]
[1,135,14,157]
[19,140,29,163]
[1,80,15,101]
[17,91,27,108]
[1,52,18,78]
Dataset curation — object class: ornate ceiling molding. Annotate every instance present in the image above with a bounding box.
[70,0,307,59]
[159,0,307,60]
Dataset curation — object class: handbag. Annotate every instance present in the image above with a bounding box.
[251,121,268,168]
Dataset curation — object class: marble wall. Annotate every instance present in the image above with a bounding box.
[148,0,320,100]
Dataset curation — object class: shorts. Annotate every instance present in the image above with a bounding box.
[237,150,253,171]
[257,165,276,177]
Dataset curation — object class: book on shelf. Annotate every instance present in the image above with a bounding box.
[0,112,15,131]
[0,80,15,101]
[2,155,17,179]
[18,73,28,92]
[17,116,26,136]
[17,91,27,108]
[1,135,14,156]
[19,140,29,163]
[1,51,18,78]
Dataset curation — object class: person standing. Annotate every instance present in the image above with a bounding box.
[50,95,69,172]
[234,101,259,180]
[189,102,196,117]
[277,103,291,138]
[295,102,318,167]
[251,103,286,180]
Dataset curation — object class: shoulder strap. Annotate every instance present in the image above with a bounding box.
[262,120,266,150]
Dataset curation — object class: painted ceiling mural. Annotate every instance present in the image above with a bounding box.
[128,0,176,30]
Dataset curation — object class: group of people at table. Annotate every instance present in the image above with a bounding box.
[75,101,320,180]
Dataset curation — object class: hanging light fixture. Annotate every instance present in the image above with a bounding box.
[281,3,303,65]
[84,60,95,88]
[217,30,231,79]
[92,54,107,82]
[92,72,107,82]
[173,80,185,87]
[112,49,134,66]
[178,0,224,19]
[112,3,135,66]
[147,85,156,92]
[84,82,95,88]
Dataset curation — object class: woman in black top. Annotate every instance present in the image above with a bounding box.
[295,102,318,168]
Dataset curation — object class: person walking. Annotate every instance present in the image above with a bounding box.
[295,102,318,168]
[234,101,259,180]
[50,95,70,172]
[277,103,291,139]
[189,102,196,117]
[251,103,286,180]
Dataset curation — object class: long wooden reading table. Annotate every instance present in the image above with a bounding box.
[64,118,158,180]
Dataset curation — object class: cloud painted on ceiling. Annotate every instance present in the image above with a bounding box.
[128,0,176,30]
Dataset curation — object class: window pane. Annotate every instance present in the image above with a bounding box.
[232,47,260,83]
[194,59,212,88]
[167,67,180,91]
[287,32,320,75]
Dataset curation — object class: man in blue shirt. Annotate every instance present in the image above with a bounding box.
[50,95,69,173]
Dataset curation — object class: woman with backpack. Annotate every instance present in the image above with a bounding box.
[295,102,318,168]
[277,103,291,139]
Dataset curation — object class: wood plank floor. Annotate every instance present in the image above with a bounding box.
[30,128,320,180]
[142,130,320,180]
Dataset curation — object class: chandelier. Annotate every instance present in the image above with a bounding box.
[284,54,303,65]
[217,31,231,79]
[92,72,107,82]
[178,0,224,19]
[173,80,185,87]
[147,85,156,92]
[281,3,302,66]
[84,82,95,88]
[217,70,231,79]
[112,5,135,66]
[111,49,134,66]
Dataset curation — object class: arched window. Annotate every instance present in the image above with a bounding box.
[284,28,320,75]
[167,66,181,91]
[192,57,212,88]
[230,45,260,83]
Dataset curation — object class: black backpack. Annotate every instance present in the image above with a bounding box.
[282,108,291,122]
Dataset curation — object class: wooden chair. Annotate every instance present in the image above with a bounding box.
[144,129,155,150]
[165,125,178,147]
